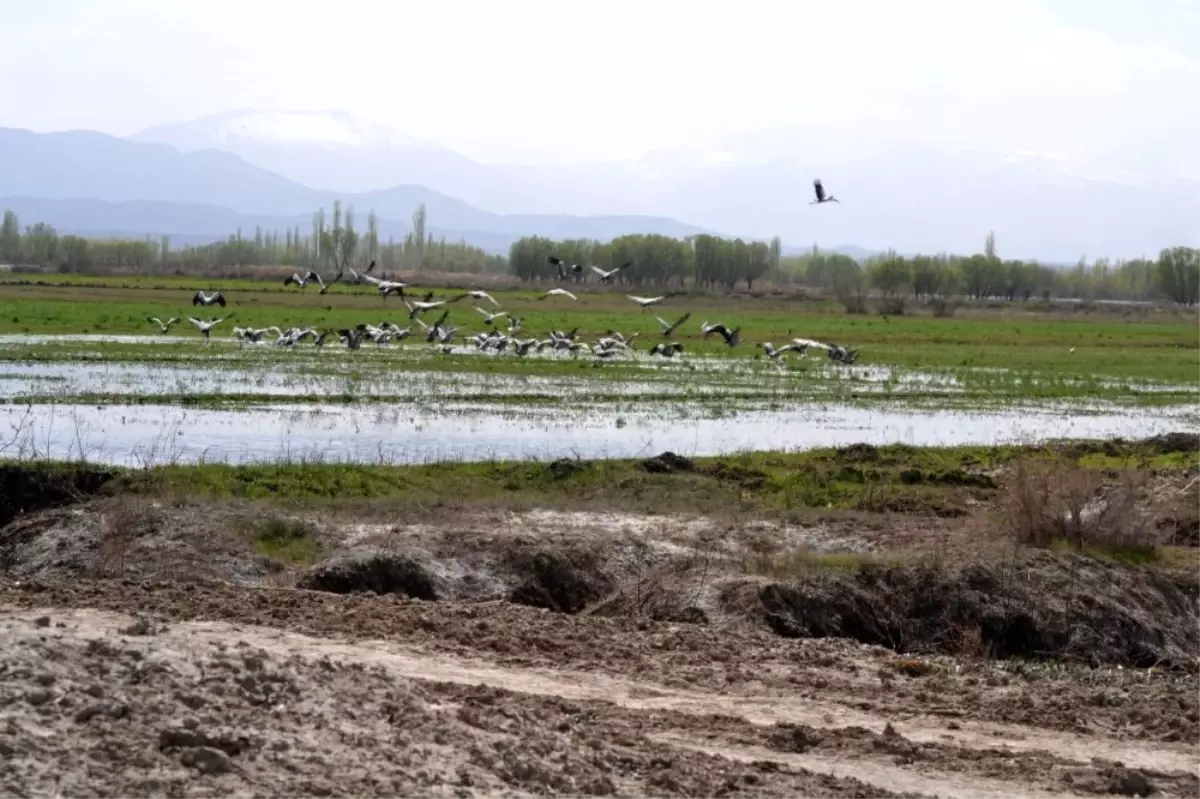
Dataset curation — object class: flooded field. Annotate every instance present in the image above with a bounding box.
[2,398,1194,467]
[0,333,1194,466]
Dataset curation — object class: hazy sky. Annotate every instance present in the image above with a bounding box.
[1,0,1197,173]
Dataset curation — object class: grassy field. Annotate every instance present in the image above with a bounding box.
[1,273,1196,390]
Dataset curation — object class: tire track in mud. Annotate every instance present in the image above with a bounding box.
[5,606,1196,799]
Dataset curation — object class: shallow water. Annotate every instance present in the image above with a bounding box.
[1,400,1193,467]
[0,344,963,401]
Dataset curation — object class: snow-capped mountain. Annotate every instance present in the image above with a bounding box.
[130,109,476,195]
[131,108,447,153]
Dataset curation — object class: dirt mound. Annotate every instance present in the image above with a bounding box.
[505,548,615,614]
[297,553,441,600]
[1051,432,1200,461]
[546,457,587,479]
[639,451,697,474]
[0,464,115,527]
[1144,432,1200,455]
[0,500,275,584]
[835,443,880,462]
[743,550,1199,668]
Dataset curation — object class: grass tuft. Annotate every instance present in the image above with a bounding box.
[248,516,322,565]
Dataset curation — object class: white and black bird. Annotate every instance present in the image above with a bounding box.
[146,316,180,333]
[187,316,228,342]
[465,289,500,307]
[351,267,407,299]
[700,321,740,347]
[538,288,578,302]
[404,292,468,320]
[547,255,582,281]
[192,290,226,308]
[590,261,631,283]
[758,342,796,360]
[474,307,510,326]
[283,270,325,291]
[811,178,840,205]
[654,311,691,337]
[649,341,685,358]
[627,294,666,311]
[789,337,831,357]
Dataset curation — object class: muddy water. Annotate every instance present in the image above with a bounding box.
[0,399,1192,467]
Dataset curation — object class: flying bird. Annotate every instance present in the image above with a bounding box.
[590,262,631,283]
[192,290,226,307]
[351,267,407,299]
[283,270,325,291]
[466,289,500,307]
[146,316,180,333]
[538,288,579,301]
[811,178,840,205]
[474,307,510,326]
[758,342,797,360]
[654,311,692,337]
[700,321,740,348]
[187,316,229,343]
[627,294,666,311]
[547,255,582,281]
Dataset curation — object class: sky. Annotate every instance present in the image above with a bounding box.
[0,0,1197,174]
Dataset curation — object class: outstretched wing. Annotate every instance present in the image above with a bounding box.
[813,178,825,202]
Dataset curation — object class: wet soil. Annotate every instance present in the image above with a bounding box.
[1,441,1197,797]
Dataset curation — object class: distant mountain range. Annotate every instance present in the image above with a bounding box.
[2,108,1197,262]
[0,127,730,256]
[129,109,1200,261]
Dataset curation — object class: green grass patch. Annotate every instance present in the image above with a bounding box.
[247,516,322,565]
[743,549,910,577]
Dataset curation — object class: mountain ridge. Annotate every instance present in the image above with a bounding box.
[0,126,733,254]
[124,108,1200,261]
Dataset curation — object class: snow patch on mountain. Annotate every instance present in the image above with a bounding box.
[131,109,447,153]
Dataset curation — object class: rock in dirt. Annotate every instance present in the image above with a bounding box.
[1106,767,1156,797]
[179,745,234,775]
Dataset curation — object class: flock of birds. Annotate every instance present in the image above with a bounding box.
[146,178,860,366]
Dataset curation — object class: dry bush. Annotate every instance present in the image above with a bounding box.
[96,496,164,578]
[999,458,1161,557]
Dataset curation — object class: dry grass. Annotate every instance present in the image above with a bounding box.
[999,458,1164,561]
[96,496,164,578]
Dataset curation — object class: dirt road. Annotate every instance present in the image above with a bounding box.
[2,578,1196,798]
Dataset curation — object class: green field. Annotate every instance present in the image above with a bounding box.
[0,273,1196,393]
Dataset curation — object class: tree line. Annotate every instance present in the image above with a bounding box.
[507,230,1200,307]
[509,233,783,289]
[0,203,506,276]
[2,204,1196,306]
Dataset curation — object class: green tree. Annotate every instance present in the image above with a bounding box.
[1155,246,1200,306]
[867,252,911,313]
[0,209,21,262]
